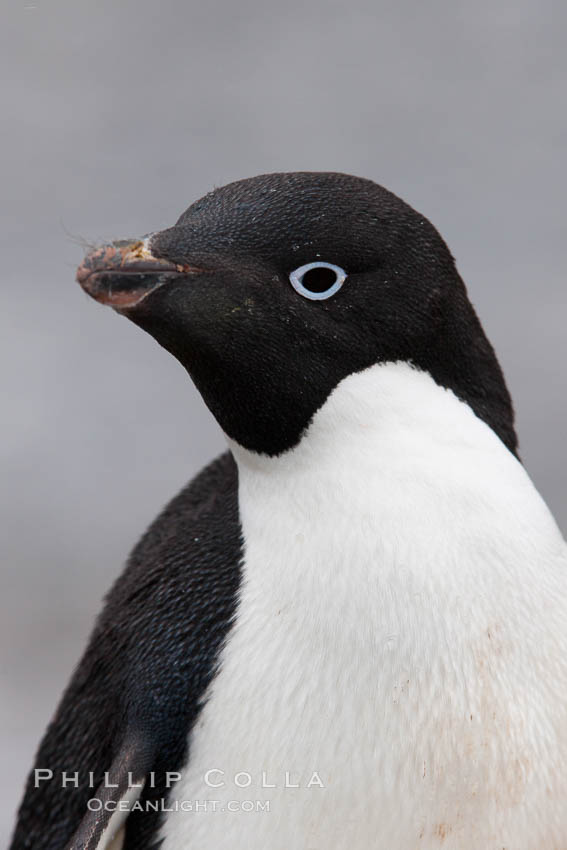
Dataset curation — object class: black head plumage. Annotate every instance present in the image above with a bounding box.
[78,171,517,456]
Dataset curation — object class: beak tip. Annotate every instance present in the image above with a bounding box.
[76,243,122,292]
[75,262,92,287]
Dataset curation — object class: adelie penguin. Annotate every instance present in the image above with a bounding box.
[10,172,567,849]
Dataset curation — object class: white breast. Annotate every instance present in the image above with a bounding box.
[160,362,567,850]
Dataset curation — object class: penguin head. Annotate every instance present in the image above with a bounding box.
[77,172,517,456]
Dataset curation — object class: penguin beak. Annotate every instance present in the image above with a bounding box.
[76,238,191,309]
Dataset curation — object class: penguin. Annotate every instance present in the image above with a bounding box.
[10,171,567,850]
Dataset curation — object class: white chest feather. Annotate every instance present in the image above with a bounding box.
[161,363,567,850]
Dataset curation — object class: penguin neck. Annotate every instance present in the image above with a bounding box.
[420,285,518,457]
[228,360,517,482]
[228,361,537,584]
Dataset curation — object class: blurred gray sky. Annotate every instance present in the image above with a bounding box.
[1,0,565,841]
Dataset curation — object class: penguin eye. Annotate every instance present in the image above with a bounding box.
[289,262,346,301]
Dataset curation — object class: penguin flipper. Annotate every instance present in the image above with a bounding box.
[64,731,154,850]
[10,452,241,850]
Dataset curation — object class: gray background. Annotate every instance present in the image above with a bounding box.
[1,0,565,841]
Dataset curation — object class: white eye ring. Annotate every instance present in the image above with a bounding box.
[289,261,346,301]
